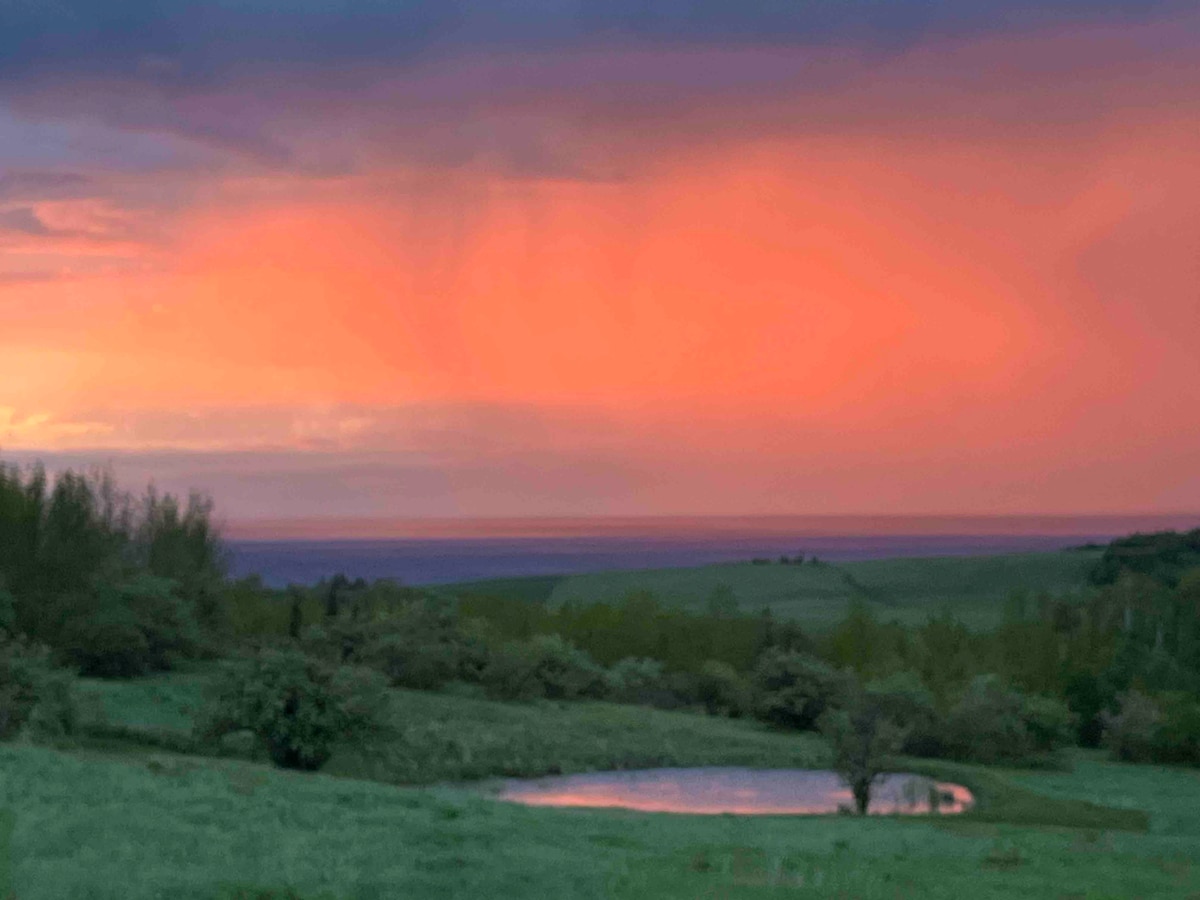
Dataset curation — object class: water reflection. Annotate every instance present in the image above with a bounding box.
[496,768,973,815]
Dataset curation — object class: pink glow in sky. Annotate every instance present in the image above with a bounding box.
[2,8,1198,519]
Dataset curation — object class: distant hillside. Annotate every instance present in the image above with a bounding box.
[441,549,1103,630]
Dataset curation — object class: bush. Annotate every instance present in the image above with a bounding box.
[865,671,944,757]
[1101,690,1162,762]
[196,649,390,770]
[361,604,490,690]
[1022,693,1077,754]
[1153,692,1200,765]
[0,639,78,741]
[604,657,667,705]
[943,675,1074,764]
[751,649,853,730]
[60,575,200,678]
[481,635,606,702]
[695,660,750,717]
[944,676,1029,763]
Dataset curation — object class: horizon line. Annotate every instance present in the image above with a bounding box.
[222,512,1200,541]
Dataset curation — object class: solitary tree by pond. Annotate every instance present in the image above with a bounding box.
[820,691,905,815]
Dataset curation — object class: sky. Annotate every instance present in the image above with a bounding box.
[2,1,1199,524]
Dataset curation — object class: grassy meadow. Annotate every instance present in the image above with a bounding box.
[76,671,830,784]
[448,549,1103,630]
[4,678,1198,899]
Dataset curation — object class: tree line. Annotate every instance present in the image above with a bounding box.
[2,458,1199,796]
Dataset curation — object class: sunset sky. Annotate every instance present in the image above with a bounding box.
[2,1,1198,522]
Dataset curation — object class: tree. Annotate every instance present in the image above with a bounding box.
[196,649,389,770]
[751,649,853,730]
[820,692,905,815]
[60,575,199,678]
[481,634,607,702]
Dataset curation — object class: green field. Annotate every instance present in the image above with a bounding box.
[446,550,1102,630]
[7,667,1197,899]
[77,672,829,784]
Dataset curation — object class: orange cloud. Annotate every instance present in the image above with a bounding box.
[2,19,1198,515]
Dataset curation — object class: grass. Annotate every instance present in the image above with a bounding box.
[534,550,1102,630]
[3,739,1197,899]
[1008,752,1200,836]
[19,666,1193,898]
[78,671,830,783]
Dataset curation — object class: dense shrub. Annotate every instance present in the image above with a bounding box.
[481,635,606,702]
[1154,692,1200,765]
[1100,689,1200,765]
[60,575,200,678]
[604,657,668,705]
[1022,693,1078,754]
[0,639,78,741]
[196,649,390,770]
[695,660,750,717]
[751,649,853,730]
[361,602,490,690]
[943,675,1074,764]
[865,671,944,757]
[1101,690,1162,762]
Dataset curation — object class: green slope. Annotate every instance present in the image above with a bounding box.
[539,550,1101,630]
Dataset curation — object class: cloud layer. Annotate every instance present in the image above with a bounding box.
[1,4,1198,519]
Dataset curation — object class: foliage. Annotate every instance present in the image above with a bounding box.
[751,649,853,731]
[361,598,489,690]
[693,660,749,717]
[481,634,607,702]
[1090,529,1200,587]
[864,671,943,757]
[0,460,220,670]
[134,488,227,625]
[0,639,78,741]
[195,650,389,770]
[59,575,200,678]
[604,656,668,705]
[943,676,1073,765]
[819,691,905,815]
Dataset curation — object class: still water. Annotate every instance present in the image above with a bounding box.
[495,768,973,815]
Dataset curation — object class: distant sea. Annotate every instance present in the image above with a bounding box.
[224,514,1199,587]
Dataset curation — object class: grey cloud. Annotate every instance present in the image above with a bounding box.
[0,1,1188,88]
[0,1,1194,182]
[0,171,93,202]
[0,207,51,236]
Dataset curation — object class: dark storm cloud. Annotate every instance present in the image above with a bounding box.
[1,1,1193,185]
[0,0,1188,89]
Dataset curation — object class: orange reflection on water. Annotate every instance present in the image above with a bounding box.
[497,769,974,816]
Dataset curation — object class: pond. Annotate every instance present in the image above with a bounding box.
[494,768,973,816]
